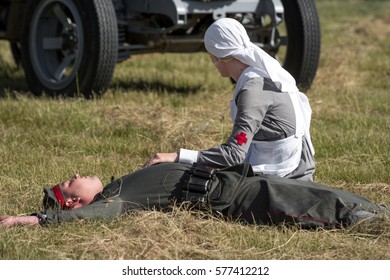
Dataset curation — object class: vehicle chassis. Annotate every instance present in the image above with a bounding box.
[0,0,321,96]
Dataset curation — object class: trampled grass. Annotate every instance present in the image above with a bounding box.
[0,0,389,259]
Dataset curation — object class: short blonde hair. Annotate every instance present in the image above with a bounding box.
[210,54,234,64]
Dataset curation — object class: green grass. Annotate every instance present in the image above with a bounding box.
[0,0,389,259]
[310,0,390,185]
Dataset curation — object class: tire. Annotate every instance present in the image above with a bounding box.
[281,0,321,92]
[248,0,320,92]
[21,0,118,97]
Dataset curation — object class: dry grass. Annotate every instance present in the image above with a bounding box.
[1,209,389,260]
[0,0,389,260]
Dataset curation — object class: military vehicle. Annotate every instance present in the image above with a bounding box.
[0,0,321,97]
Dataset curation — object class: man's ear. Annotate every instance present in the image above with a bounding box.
[65,197,80,209]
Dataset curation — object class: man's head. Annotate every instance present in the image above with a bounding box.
[43,175,104,210]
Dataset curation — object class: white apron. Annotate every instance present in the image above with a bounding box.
[230,67,315,177]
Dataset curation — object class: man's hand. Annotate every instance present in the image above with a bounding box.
[0,215,39,227]
[143,152,179,167]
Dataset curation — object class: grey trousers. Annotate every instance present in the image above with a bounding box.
[205,163,386,228]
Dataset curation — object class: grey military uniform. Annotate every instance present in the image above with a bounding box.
[35,163,385,228]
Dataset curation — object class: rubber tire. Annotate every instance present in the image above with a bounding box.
[282,0,321,92]
[21,0,118,97]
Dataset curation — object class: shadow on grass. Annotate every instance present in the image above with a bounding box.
[0,81,30,97]
[0,55,204,99]
[111,79,203,96]
[0,62,31,98]
[0,72,204,100]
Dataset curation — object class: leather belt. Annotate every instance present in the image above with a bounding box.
[180,163,215,205]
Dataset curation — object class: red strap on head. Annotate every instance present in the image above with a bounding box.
[52,184,66,209]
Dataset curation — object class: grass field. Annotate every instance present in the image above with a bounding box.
[0,0,389,260]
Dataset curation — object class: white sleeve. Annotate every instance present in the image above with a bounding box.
[179,148,199,164]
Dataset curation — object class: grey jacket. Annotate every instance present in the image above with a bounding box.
[34,163,384,228]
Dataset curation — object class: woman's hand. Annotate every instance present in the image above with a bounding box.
[143,152,179,167]
[0,215,39,227]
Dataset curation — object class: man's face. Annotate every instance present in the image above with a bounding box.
[60,175,103,209]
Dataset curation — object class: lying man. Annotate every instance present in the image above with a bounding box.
[0,163,388,228]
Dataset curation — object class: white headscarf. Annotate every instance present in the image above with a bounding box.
[204,17,298,93]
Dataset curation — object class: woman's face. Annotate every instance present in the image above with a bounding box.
[209,54,230,78]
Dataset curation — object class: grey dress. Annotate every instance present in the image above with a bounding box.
[197,77,315,180]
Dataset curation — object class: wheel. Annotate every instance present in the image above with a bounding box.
[21,0,118,97]
[282,0,321,92]
[247,0,321,92]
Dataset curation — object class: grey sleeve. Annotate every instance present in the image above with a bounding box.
[198,82,272,168]
[34,197,126,225]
